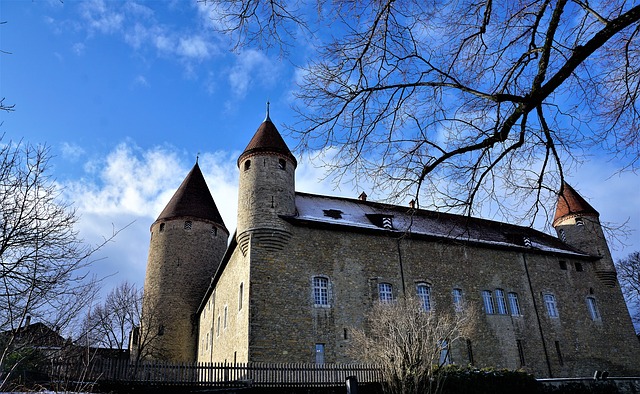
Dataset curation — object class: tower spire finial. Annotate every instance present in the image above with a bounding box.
[265,101,271,122]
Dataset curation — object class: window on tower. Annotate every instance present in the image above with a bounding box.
[244,160,251,171]
[184,221,192,230]
[278,158,286,170]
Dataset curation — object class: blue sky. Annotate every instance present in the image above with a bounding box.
[1,1,639,315]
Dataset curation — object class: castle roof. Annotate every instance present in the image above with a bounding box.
[553,182,599,226]
[238,118,297,167]
[155,162,227,230]
[285,192,592,258]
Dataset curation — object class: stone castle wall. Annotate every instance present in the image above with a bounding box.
[236,223,639,377]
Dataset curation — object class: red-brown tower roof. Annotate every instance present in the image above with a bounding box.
[553,182,599,226]
[155,162,226,229]
[237,115,297,168]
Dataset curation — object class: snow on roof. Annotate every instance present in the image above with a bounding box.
[289,192,590,258]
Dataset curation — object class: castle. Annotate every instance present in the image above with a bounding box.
[141,111,640,378]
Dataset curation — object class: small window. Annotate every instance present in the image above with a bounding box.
[439,340,451,365]
[416,283,431,311]
[315,343,325,364]
[323,209,343,219]
[313,276,330,306]
[278,158,286,170]
[559,261,567,270]
[211,226,217,236]
[586,297,600,321]
[344,328,348,340]
[159,223,165,232]
[244,160,251,171]
[517,340,526,366]
[452,288,463,311]
[575,217,584,226]
[224,306,228,329]
[158,325,165,336]
[239,283,244,311]
[379,283,393,303]
[217,315,221,337]
[575,262,583,272]
[508,292,521,315]
[482,290,495,314]
[495,289,508,314]
[544,294,559,318]
[184,221,192,230]
[206,332,209,350]
[559,228,566,242]
[555,341,564,366]
[466,339,474,365]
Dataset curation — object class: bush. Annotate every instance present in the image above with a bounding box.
[439,365,540,394]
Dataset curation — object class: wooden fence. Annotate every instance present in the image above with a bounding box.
[51,359,382,388]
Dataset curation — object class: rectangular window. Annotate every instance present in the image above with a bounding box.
[313,276,329,306]
[239,283,243,311]
[587,297,600,320]
[416,283,431,311]
[466,339,474,365]
[495,289,508,314]
[508,292,521,315]
[517,340,526,366]
[575,262,584,272]
[439,340,451,365]
[452,288,463,311]
[379,283,393,303]
[544,294,559,318]
[482,290,495,314]
[555,341,564,366]
[224,306,228,329]
[315,343,325,364]
[216,316,220,337]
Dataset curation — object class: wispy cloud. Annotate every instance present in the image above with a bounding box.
[227,49,281,101]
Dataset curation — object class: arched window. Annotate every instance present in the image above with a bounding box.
[586,296,600,321]
[495,289,508,314]
[482,290,495,314]
[508,292,521,315]
[452,288,463,311]
[416,283,432,311]
[544,294,559,318]
[244,160,251,171]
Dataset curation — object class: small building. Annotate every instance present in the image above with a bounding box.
[142,111,640,377]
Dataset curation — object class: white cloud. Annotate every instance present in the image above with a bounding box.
[228,50,280,100]
[72,42,85,55]
[60,142,85,161]
[79,0,124,35]
[178,35,212,60]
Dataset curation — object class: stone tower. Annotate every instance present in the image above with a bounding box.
[142,162,229,361]
[553,181,617,286]
[236,110,297,254]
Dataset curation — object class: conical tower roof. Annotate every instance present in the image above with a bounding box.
[237,115,297,168]
[155,162,226,229]
[553,182,599,226]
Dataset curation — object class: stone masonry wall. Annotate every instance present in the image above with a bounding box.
[143,218,228,362]
[244,224,640,377]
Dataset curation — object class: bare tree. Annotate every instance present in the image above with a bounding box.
[616,251,640,331]
[203,0,640,224]
[0,140,113,388]
[80,281,141,351]
[349,296,474,394]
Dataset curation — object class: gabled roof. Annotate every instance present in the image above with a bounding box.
[285,192,592,258]
[553,182,599,226]
[155,163,227,230]
[237,119,297,167]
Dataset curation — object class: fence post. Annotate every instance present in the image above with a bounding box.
[346,375,359,394]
